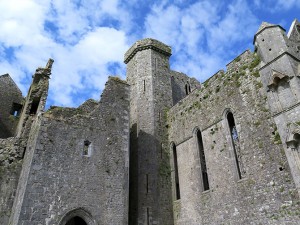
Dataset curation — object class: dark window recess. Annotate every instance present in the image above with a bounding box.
[66,216,87,225]
[173,144,180,200]
[143,80,146,92]
[11,103,22,117]
[147,207,150,225]
[83,140,91,156]
[227,112,243,179]
[196,130,209,191]
[146,174,149,193]
[29,97,41,115]
[185,84,188,95]
[22,147,26,159]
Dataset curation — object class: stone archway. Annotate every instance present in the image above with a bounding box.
[59,208,96,225]
[66,216,87,225]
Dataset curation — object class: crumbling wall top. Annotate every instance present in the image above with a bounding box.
[124,38,172,64]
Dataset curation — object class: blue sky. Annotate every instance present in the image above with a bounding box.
[0,0,299,107]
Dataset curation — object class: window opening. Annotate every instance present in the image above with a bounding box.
[143,80,146,92]
[147,207,150,225]
[65,216,87,225]
[22,147,26,159]
[196,130,209,191]
[11,103,22,117]
[146,174,149,193]
[83,140,91,156]
[227,112,243,179]
[173,144,180,199]
[30,97,40,115]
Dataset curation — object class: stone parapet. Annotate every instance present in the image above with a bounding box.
[124,38,171,64]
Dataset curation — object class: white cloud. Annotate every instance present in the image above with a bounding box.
[0,0,130,107]
[144,0,258,81]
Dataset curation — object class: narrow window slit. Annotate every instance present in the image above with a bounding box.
[196,130,209,191]
[173,144,180,199]
[146,174,149,193]
[22,147,26,159]
[227,112,243,179]
[147,207,150,225]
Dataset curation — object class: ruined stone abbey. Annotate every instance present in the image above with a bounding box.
[1,20,300,225]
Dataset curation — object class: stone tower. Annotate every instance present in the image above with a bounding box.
[254,20,300,194]
[125,39,174,225]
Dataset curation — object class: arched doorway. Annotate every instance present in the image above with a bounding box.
[59,208,96,225]
[66,216,87,225]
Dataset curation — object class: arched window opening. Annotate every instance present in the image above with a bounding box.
[185,84,188,95]
[185,83,191,95]
[227,112,243,179]
[65,216,87,225]
[83,140,91,156]
[196,130,209,191]
[172,144,180,200]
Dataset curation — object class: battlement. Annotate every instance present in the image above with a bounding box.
[124,38,172,64]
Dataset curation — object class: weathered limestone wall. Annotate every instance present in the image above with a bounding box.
[0,137,24,225]
[0,74,23,138]
[9,77,130,225]
[168,51,300,224]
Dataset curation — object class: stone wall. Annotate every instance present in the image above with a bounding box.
[0,74,23,138]
[9,77,130,225]
[168,51,300,224]
[0,137,24,225]
[170,70,201,105]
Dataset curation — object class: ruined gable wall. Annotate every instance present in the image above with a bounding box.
[168,51,300,225]
[9,77,130,225]
[0,74,23,138]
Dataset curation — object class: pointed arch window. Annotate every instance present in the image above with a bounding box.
[185,82,192,95]
[196,129,209,191]
[226,111,244,179]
